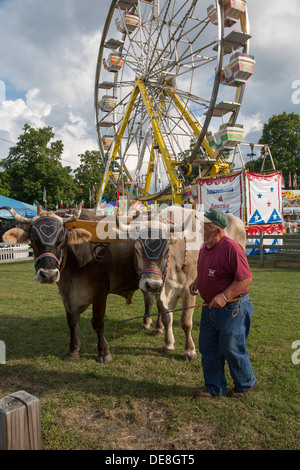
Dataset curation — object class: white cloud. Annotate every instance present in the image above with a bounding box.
[0,88,51,136]
[0,88,97,167]
[246,0,300,114]
[0,0,102,165]
[56,112,99,168]
[240,112,264,140]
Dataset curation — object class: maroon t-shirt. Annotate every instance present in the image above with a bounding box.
[197,236,252,302]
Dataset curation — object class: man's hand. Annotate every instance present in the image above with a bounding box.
[209,293,227,309]
[189,279,198,296]
[209,278,252,308]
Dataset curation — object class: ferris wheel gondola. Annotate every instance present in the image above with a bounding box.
[95,0,253,207]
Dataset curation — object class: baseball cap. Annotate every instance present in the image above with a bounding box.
[204,208,227,229]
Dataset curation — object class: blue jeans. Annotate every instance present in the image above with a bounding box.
[199,295,256,396]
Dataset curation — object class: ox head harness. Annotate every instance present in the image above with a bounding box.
[136,228,169,280]
[31,217,65,269]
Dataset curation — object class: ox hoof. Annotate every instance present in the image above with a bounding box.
[152,329,164,337]
[64,352,80,361]
[140,324,151,331]
[183,353,197,362]
[97,353,113,363]
[161,346,175,355]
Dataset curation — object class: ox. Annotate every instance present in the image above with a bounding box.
[1,204,154,363]
[116,206,247,361]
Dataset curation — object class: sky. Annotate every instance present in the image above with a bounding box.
[0,0,300,172]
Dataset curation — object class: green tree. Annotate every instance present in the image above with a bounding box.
[73,150,117,206]
[0,170,11,197]
[247,113,300,187]
[0,124,77,209]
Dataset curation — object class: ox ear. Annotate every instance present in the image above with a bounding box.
[66,228,92,245]
[3,228,29,244]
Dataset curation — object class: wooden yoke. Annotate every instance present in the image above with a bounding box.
[64,220,124,244]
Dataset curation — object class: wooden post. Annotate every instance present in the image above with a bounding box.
[0,391,42,450]
[259,231,264,266]
[37,205,42,215]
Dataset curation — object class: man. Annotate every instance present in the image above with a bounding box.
[190,209,257,398]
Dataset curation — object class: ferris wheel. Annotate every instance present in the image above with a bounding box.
[95,0,253,207]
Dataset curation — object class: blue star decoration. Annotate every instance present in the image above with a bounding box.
[249,209,265,224]
[270,187,274,192]
[267,209,282,223]
[257,193,262,199]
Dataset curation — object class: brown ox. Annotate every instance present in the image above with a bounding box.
[1,204,154,363]
[116,206,246,361]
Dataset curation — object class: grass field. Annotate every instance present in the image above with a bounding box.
[0,259,299,450]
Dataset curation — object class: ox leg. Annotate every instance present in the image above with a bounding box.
[180,293,197,362]
[157,298,177,355]
[91,294,112,363]
[141,291,154,330]
[64,311,81,361]
[153,312,164,337]
[141,292,164,336]
[153,298,164,336]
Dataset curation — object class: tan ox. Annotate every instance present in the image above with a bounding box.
[117,206,246,361]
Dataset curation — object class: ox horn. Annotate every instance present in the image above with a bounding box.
[0,206,32,224]
[63,201,83,224]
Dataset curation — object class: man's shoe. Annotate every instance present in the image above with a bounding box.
[228,380,258,398]
[193,388,215,398]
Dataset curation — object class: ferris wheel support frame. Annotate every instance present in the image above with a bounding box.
[97,73,222,208]
[97,76,189,207]
[165,90,214,158]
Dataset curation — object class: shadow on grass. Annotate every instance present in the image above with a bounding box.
[0,308,199,402]
[1,358,195,401]
[0,309,193,361]
[0,313,195,367]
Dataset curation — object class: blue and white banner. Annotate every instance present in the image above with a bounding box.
[196,171,245,220]
[246,172,282,225]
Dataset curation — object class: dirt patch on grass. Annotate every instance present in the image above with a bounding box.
[60,400,220,450]
[0,379,220,450]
